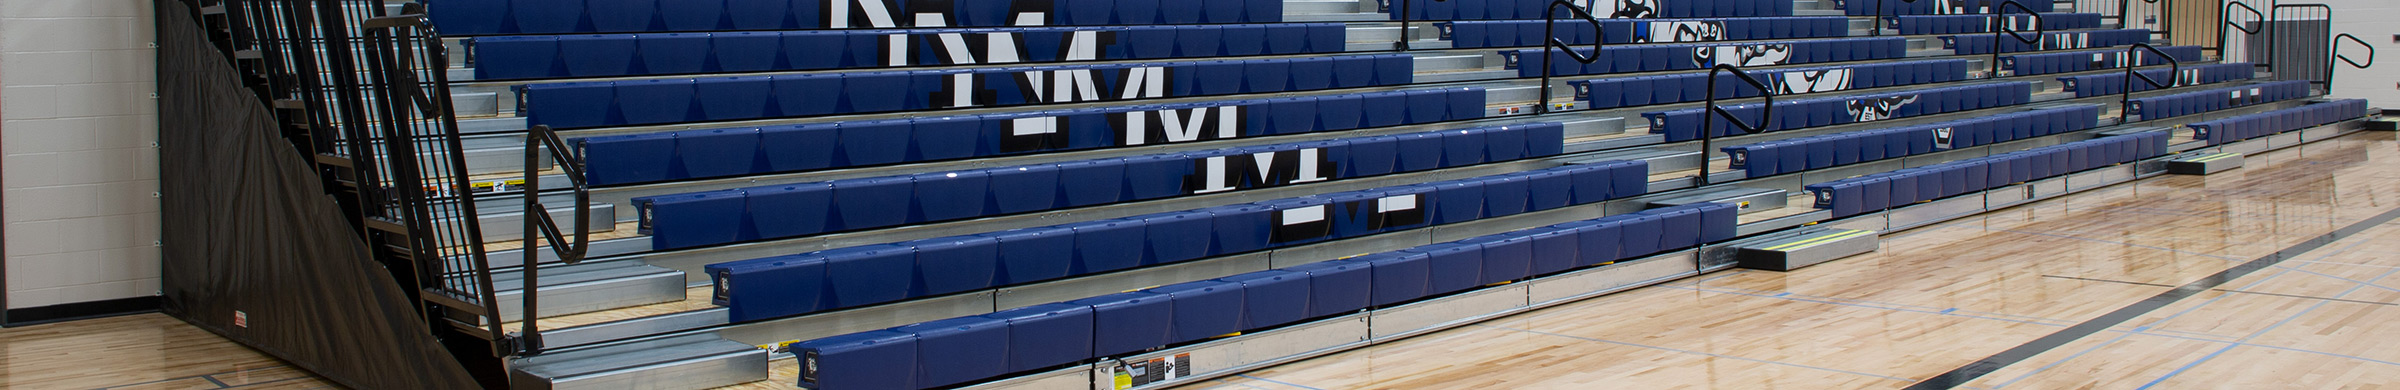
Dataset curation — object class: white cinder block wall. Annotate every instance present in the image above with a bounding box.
[1,0,163,310]
[2314,0,2399,106]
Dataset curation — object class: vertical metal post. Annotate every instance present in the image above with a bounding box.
[1697,64,1775,186]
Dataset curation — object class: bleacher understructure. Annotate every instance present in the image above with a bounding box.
[403,0,2384,388]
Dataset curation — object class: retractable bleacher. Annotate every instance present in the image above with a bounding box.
[418,0,2382,387]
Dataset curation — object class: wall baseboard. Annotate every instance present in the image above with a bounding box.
[4,296,161,327]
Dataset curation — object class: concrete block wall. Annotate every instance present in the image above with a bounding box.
[1,0,163,310]
[2313,0,2399,106]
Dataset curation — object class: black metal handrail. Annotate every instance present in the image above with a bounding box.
[1868,0,1918,37]
[2329,33,2374,87]
[2217,1,2261,53]
[2118,43,2180,124]
[1537,0,1606,114]
[517,124,593,355]
[1393,0,1450,51]
[2265,4,2331,80]
[1697,64,1774,186]
[1988,0,2044,78]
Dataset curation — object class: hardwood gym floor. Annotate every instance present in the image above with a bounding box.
[8,132,2399,390]
[1192,132,2400,389]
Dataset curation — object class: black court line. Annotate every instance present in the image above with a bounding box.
[2041,275,2400,307]
[1904,205,2400,389]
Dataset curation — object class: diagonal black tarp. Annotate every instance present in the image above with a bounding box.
[153,2,483,388]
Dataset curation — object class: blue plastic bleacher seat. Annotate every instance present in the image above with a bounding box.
[1116,0,1162,24]
[1361,253,1431,306]
[1283,260,1370,316]
[742,182,834,240]
[1203,204,1273,255]
[1150,280,1243,343]
[1176,25,1224,57]
[693,76,773,122]
[1223,25,1268,56]
[894,316,1009,388]
[985,303,1094,372]
[510,0,585,34]
[1617,214,1664,258]
[556,35,637,77]
[981,227,1075,285]
[1439,127,1487,167]
[793,331,918,390]
[526,82,616,128]
[1076,292,1172,357]
[1482,174,1531,217]
[906,236,1000,297]
[1469,234,1534,283]
[1056,158,1128,207]
[985,165,1062,214]
[1317,94,1366,130]
[1415,243,1485,295]
[1526,228,1579,275]
[770,73,842,116]
[1361,91,1408,128]
[1143,211,1215,265]
[911,170,991,222]
[832,176,915,229]
[1264,24,1309,54]
[1070,219,1147,274]
[823,244,918,307]
[712,254,827,321]
[472,36,560,79]
[673,127,760,179]
[577,132,673,185]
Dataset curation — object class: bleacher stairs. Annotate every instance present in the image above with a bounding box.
[397,0,2385,387]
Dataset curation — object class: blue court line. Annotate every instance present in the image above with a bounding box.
[2133,255,2400,389]
[1234,374,1327,390]
[1475,324,1920,382]
[1988,237,2377,389]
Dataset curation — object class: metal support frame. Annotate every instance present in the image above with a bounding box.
[2118,43,2181,124]
[1536,0,1606,114]
[1988,0,2045,78]
[2329,33,2374,87]
[2218,1,2262,68]
[1696,64,1774,186]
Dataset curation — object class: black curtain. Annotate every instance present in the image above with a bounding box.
[153,2,483,388]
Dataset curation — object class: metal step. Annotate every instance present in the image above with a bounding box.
[1284,12,1390,22]
[1286,0,1368,14]
[1640,186,1789,214]
[1733,226,1879,270]
[492,261,686,321]
[510,334,768,390]
[471,202,618,243]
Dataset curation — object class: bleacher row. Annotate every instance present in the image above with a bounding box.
[1891,12,2102,35]
[703,155,1661,323]
[1443,16,1849,49]
[579,86,1480,186]
[1843,0,2053,16]
[2193,99,2371,145]
[786,202,1734,390]
[2003,45,2200,76]
[2058,62,2253,97]
[1722,105,2101,176]
[524,52,1418,128]
[1395,0,1791,19]
[2126,80,2311,121]
[634,117,1560,249]
[1644,81,2034,142]
[427,0,1293,35]
[1806,131,2171,218]
[470,23,1354,79]
[1943,29,2150,55]
[1573,59,1968,109]
[1508,36,1909,77]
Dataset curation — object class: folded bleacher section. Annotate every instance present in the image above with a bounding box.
[2190,99,2370,146]
[634,118,1542,249]
[428,0,1291,35]
[1643,81,2032,142]
[788,201,1735,390]
[1722,105,2101,176]
[704,157,1653,321]
[1944,29,2150,55]
[2058,62,2253,97]
[1892,13,2102,35]
[1508,37,1910,77]
[1845,0,2054,16]
[2004,45,2201,76]
[472,23,1354,79]
[1805,131,2170,218]
[2126,80,2310,121]
[1445,16,1849,48]
[1574,59,1970,109]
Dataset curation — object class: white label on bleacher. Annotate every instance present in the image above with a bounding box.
[1282,207,1326,224]
[1379,194,1420,213]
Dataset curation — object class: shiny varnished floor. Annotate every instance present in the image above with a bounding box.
[0,314,338,389]
[1189,131,2400,390]
[17,133,2400,390]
